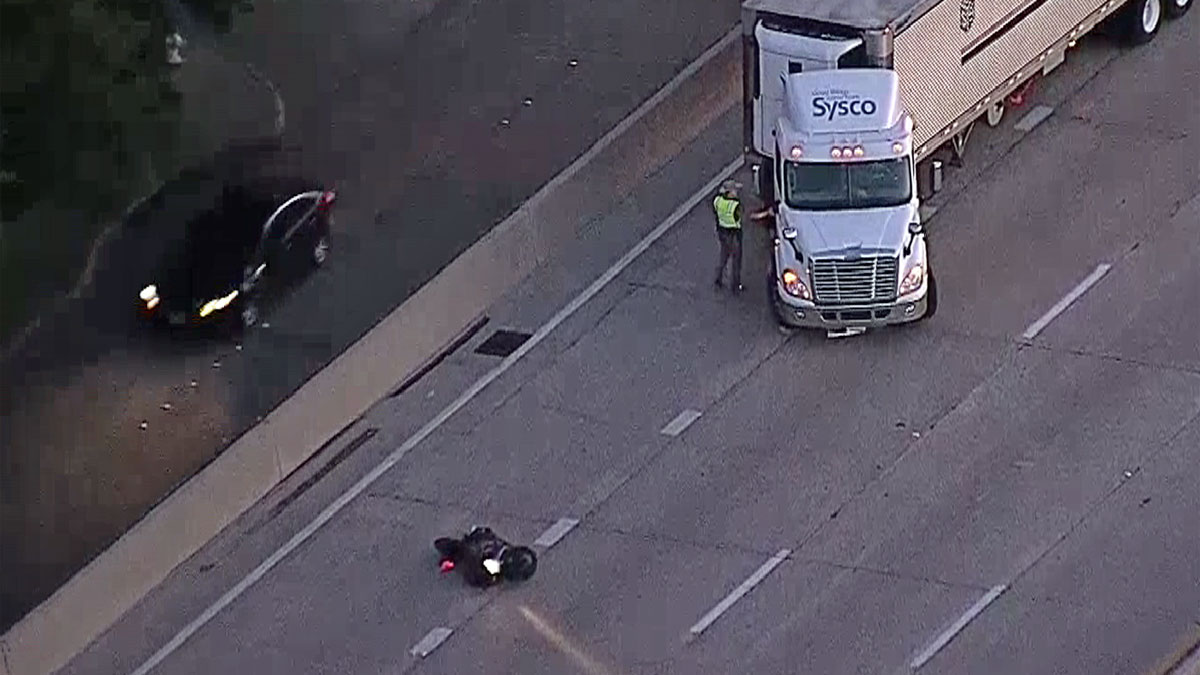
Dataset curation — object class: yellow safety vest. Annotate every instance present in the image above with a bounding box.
[714,195,740,229]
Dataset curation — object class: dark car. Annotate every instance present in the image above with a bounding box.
[136,174,336,333]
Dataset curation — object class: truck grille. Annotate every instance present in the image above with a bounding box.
[812,255,898,304]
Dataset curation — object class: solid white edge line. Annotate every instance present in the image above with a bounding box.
[660,409,702,436]
[126,156,745,675]
[909,584,1007,670]
[1021,263,1111,341]
[533,517,580,549]
[410,626,453,658]
[688,549,791,638]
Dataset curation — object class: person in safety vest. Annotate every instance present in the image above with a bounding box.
[713,180,745,291]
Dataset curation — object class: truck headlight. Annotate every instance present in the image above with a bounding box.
[899,264,924,296]
[781,269,812,300]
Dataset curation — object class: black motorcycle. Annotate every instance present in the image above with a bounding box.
[434,526,538,587]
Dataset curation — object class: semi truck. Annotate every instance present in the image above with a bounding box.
[742,0,1192,333]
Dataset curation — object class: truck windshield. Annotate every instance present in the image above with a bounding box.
[783,157,913,211]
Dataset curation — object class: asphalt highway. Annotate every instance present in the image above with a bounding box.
[0,0,737,629]
[57,11,1200,675]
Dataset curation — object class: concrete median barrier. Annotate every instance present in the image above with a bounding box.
[0,26,741,675]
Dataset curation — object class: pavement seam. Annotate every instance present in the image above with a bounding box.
[1026,342,1200,377]
[785,342,1025,555]
[785,555,994,594]
[998,399,1200,600]
[536,400,616,430]
[1003,589,1195,623]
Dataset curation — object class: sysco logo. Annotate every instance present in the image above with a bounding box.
[812,96,877,121]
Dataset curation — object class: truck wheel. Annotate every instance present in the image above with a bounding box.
[922,270,939,320]
[1165,0,1191,18]
[985,100,1005,128]
[1123,0,1162,44]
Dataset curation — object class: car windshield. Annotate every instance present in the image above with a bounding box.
[159,202,264,296]
[783,157,912,211]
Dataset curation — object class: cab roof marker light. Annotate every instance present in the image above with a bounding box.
[790,145,803,159]
[852,145,864,157]
[892,142,904,154]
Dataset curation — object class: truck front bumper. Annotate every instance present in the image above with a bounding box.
[773,291,929,330]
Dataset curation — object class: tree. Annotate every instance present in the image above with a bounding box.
[1,0,178,221]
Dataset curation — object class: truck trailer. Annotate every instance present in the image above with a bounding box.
[743,0,1192,333]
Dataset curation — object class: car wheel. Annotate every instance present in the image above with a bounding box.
[312,235,329,266]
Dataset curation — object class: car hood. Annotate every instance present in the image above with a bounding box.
[783,203,915,258]
[150,238,245,306]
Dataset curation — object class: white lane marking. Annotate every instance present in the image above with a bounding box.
[660,409,702,436]
[127,156,745,675]
[687,549,791,639]
[909,584,1007,670]
[534,517,580,549]
[410,626,453,658]
[1021,263,1111,341]
[1013,104,1054,132]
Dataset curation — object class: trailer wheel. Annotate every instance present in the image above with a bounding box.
[1165,0,1191,18]
[1122,0,1162,44]
[985,101,1005,127]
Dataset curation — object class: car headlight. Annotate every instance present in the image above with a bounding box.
[139,284,160,309]
[781,269,812,300]
[899,264,924,296]
[198,289,240,317]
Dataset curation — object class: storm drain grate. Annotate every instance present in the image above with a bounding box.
[474,329,532,357]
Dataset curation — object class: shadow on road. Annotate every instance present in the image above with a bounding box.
[0,139,321,632]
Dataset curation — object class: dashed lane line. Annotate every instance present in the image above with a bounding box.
[909,584,1008,670]
[1021,263,1111,341]
[660,409,703,437]
[686,549,791,642]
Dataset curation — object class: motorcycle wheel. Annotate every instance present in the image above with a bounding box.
[500,546,538,582]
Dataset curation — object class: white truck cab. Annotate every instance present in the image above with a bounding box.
[768,67,935,331]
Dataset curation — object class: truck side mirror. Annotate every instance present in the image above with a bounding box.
[904,221,923,256]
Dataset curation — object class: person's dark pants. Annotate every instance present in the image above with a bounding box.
[715,226,743,288]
